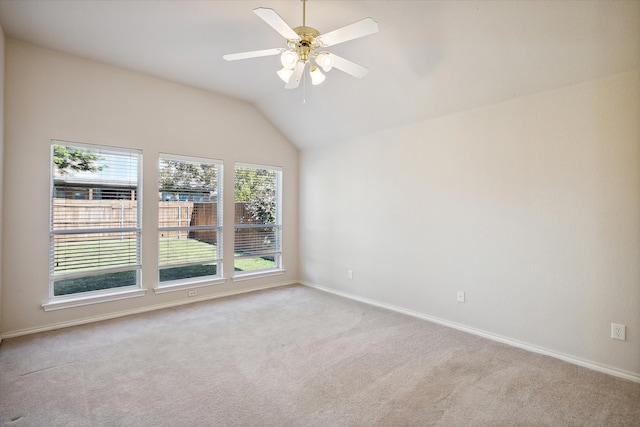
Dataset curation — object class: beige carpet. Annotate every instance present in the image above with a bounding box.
[1,285,639,426]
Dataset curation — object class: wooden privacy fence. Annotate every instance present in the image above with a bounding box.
[52,199,138,242]
[53,200,263,248]
[159,201,219,244]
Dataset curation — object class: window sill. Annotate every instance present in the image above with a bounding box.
[153,277,227,294]
[42,288,147,312]
[231,269,286,282]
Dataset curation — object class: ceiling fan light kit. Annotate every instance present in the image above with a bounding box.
[280,50,299,69]
[315,52,334,72]
[223,0,378,90]
[309,66,325,85]
[276,67,294,83]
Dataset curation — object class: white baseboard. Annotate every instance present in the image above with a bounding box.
[0,281,296,340]
[300,281,640,384]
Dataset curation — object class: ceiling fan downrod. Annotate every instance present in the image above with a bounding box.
[290,0,319,63]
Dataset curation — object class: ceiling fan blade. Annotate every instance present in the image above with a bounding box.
[285,62,306,89]
[318,17,379,47]
[330,54,369,78]
[253,7,300,41]
[223,48,283,61]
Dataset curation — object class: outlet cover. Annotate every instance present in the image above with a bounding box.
[188,290,198,297]
[457,291,465,303]
[611,323,626,341]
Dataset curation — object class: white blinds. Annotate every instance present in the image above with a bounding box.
[234,164,282,264]
[49,141,142,295]
[158,155,222,283]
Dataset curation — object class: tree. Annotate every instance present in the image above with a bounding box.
[235,168,277,224]
[53,145,105,175]
[159,159,218,199]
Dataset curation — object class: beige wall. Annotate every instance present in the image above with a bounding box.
[0,25,5,336]
[1,40,299,334]
[300,70,640,377]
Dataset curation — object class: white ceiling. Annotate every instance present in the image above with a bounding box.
[1,0,639,149]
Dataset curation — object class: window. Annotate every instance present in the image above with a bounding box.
[158,155,223,284]
[50,141,142,297]
[234,163,282,274]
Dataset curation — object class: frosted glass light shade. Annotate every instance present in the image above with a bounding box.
[277,67,294,83]
[315,52,333,72]
[280,51,299,69]
[310,66,326,85]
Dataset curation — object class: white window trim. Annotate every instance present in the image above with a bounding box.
[157,153,224,286]
[154,277,227,294]
[231,269,286,282]
[48,140,143,302]
[233,162,283,275]
[42,287,146,312]
[234,162,283,172]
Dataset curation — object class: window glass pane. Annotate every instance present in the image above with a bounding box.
[159,264,218,283]
[54,271,137,297]
[158,230,218,267]
[158,156,222,284]
[234,226,279,257]
[234,164,282,273]
[52,232,139,274]
[50,141,141,297]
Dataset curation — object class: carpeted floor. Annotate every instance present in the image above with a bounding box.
[1,285,639,426]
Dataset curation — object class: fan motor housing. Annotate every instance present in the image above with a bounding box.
[291,26,321,61]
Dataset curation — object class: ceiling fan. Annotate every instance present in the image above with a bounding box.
[223,0,379,89]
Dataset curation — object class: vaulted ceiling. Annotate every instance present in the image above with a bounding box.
[1,0,639,149]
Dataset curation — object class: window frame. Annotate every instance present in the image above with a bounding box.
[48,140,143,301]
[156,154,225,290]
[233,162,283,278]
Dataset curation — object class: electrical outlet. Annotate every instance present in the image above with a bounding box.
[188,290,197,297]
[457,291,465,303]
[611,323,626,341]
[348,270,353,279]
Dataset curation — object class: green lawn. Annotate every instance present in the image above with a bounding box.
[234,256,275,272]
[53,238,276,296]
[53,270,135,296]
